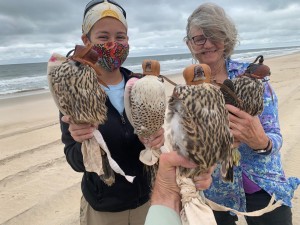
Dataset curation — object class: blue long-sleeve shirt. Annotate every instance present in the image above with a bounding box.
[204,59,300,212]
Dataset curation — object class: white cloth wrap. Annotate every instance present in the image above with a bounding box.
[92,130,135,183]
[177,173,217,225]
[139,146,161,166]
[176,169,283,225]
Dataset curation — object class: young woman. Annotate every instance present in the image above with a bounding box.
[59,1,164,224]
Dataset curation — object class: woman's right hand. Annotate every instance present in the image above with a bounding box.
[61,115,97,143]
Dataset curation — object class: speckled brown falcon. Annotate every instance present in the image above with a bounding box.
[165,64,234,181]
[220,76,264,117]
[124,60,166,166]
[217,75,265,181]
[47,45,107,125]
[47,45,116,186]
[220,55,266,116]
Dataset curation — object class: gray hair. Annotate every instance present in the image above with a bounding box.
[186,3,238,58]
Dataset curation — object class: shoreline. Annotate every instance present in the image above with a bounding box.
[0,89,50,101]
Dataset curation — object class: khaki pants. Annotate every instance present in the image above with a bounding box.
[80,196,150,225]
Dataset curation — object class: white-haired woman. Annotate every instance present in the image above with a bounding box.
[185,3,299,225]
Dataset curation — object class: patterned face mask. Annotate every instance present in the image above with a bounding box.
[92,42,129,72]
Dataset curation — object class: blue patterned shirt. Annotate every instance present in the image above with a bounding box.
[204,59,300,212]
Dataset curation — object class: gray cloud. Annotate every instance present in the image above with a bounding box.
[0,0,299,64]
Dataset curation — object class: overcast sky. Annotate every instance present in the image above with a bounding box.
[0,0,299,65]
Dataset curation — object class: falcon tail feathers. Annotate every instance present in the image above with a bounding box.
[221,162,234,182]
[145,163,159,188]
[99,149,115,186]
[220,79,237,107]
[221,147,241,182]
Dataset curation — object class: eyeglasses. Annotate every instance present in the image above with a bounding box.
[189,35,208,46]
[84,0,127,18]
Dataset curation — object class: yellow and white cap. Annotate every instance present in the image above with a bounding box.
[82,0,127,34]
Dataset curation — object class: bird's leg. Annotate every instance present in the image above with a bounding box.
[232,147,241,166]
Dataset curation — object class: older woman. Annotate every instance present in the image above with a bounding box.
[185,3,299,225]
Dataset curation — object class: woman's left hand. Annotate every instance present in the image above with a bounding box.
[226,105,269,150]
[139,127,165,150]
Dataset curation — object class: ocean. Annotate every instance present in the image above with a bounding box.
[0,46,300,97]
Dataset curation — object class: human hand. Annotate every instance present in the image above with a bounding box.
[193,165,215,191]
[61,115,97,143]
[151,151,197,213]
[226,105,269,150]
[139,127,165,150]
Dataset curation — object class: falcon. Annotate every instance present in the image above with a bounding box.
[220,55,267,116]
[47,45,132,186]
[47,45,107,125]
[165,64,234,181]
[221,76,264,117]
[124,60,166,166]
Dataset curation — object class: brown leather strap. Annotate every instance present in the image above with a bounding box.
[214,82,243,108]
[158,74,177,86]
[130,73,178,86]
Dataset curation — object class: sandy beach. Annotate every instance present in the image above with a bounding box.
[0,53,299,225]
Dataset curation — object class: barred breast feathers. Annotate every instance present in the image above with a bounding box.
[48,61,107,125]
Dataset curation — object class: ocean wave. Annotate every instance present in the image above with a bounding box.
[0,87,49,96]
[0,75,48,95]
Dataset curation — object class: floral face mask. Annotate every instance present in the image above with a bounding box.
[92,42,129,72]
